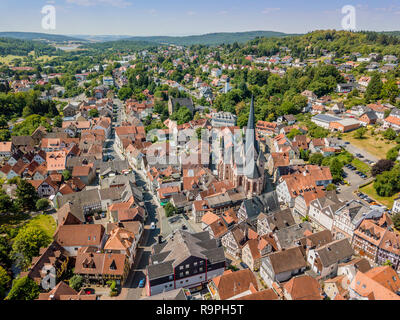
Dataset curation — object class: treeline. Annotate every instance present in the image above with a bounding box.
[0,91,59,120]
[0,37,57,56]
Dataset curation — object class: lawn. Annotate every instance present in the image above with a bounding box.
[352,158,371,175]
[341,131,397,160]
[24,215,56,238]
[359,182,398,209]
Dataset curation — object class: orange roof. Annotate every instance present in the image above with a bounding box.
[201,212,219,225]
[284,275,323,300]
[384,116,400,126]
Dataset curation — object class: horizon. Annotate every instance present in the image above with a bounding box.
[1,0,400,36]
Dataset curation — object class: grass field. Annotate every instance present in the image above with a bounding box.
[24,215,56,238]
[341,131,397,160]
[359,182,398,209]
[352,158,371,175]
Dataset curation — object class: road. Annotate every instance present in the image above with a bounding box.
[344,143,380,163]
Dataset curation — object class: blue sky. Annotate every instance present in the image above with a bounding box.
[0,0,400,36]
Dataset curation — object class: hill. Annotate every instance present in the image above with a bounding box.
[0,37,57,56]
[0,32,85,43]
[124,31,293,46]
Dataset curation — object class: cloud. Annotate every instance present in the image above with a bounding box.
[65,0,132,8]
[261,8,280,14]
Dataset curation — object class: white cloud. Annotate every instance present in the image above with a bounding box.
[66,0,132,8]
[262,8,280,14]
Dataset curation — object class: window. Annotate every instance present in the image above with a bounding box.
[185,271,189,275]
[186,264,190,269]
[194,262,198,266]
[180,272,184,277]
[199,267,203,272]
[180,266,184,270]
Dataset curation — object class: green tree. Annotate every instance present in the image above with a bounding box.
[353,127,367,139]
[53,115,62,128]
[16,180,39,211]
[5,276,40,300]
[88,108,99,118]
[373,167,400,197]
[69,275,84,291]
[309,153,324,166]
[118,86,133,101]
[12,225,51,267]
[287,129,303,140]
[383,128,397,141]
[35,199,50,211]
[365,73,383,103]
[382,79,400,103]
[329,158,344,182]
[393,213,400,231]
[0,192,13,214]
[164,202,177,217]
[387,145,400,161]
[0,265,11,298]
[326,184,337,191]
[62,169,72,181]
[170,107,193,125]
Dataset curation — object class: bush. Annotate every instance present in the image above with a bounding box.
[36,199,50,211]
[69,275,84,291]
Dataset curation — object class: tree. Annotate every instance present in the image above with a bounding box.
[36,199,50,211]
[69,275,84,291]
[164,202,177,217]
[353,127,367,139]
[383,128,397,141]
[287,129,303,140]
[62,169,72,181]
[326,184,337,191]
[0,265,10,298]
[5,276,40,300]
[373,167,400,197]
[16,180,39,211]
[170,107,193,125]
[393,213,400,231]
[387,145,400,161]
[88,108,99,118]
[371,160,395,177]
[329,158,344,182]
[382,79,400,103]
[118,86,133,101]
[0,192,13,214]
[12,225,51,267]
[365,73,382,103]
[53,115,62,128]
[309,153,324,166]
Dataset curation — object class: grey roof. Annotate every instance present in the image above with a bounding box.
[274,222,313,249]
[244,96,260,179]
[99,160,130,175]
[141,288,189,300]
[147,230,225,280]
[312,114,341,123]
[242,191,280,222]
[315,239,353,267]
[265,208,296,231]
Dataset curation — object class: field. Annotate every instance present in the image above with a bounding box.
[359,182,398,209]
[341,131,397,160]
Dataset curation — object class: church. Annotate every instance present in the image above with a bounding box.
[217,96,266,197]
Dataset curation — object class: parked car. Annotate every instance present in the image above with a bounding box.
[83,288,95,295]
[181,225,188,230]
[139,279,145,288]
[240,262,249,269]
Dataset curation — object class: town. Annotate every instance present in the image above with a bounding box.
[1,27,400,302]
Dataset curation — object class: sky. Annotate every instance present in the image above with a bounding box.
[0,0,400,36]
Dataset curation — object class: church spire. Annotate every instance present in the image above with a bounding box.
[244,95,260,180]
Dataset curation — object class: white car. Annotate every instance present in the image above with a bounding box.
[150,222,156,230]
